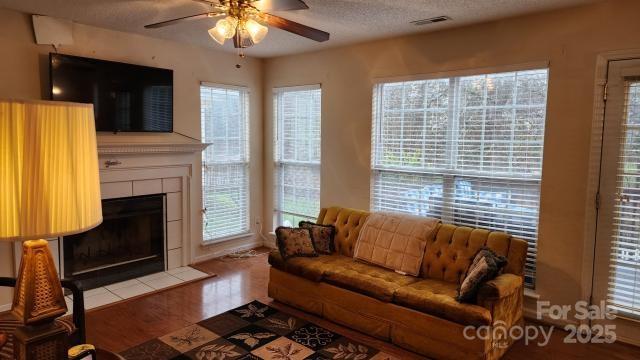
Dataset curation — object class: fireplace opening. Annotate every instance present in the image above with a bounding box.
[63,194,166,290]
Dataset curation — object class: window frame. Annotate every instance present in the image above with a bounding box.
[371,66,549,288]
[273,84,322,228]
[200,82,251,243]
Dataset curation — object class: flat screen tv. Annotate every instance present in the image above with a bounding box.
[50,53,173,132]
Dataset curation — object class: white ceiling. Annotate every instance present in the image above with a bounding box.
[0,0,596,58]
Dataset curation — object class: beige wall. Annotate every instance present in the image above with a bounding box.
[0,7,263,305]
[263,0,640,317]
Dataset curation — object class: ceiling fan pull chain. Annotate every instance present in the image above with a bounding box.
[236,28,244,68]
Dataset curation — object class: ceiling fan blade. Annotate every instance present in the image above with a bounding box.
[252,0,309,11]
[261,13,329,42]
[191,0,222,5]
[144,12,224,29]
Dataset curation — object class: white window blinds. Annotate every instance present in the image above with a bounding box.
[201,84,250,242]
[274,85,322,227]
[372,69,548,287]
[608,80,640,316]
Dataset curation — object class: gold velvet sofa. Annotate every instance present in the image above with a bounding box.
[268,206,528,359]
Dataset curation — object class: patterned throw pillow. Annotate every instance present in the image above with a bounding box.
[275,226,318,260]
[299,221,336,255]
[457,247,507,303]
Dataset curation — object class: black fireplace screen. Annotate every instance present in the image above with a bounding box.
[63,194,165,290]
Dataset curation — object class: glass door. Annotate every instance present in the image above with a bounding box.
[593,58,640,343]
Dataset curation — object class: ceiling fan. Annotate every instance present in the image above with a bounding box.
[144,0,329,52]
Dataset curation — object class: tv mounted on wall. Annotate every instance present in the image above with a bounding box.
[50,53,173,133]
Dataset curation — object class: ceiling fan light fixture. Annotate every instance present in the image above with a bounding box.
[145,0,330,60]
[208,16,238,45]
[245,19,268,44]
[208,26,227,45]
[218,16,239,39]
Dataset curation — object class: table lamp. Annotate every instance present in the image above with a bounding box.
[0,99,102,355]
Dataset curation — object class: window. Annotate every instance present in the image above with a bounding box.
[201,84,250,242]
[274,85,322,227]
[371,69,548,287]
[608,79,640,316]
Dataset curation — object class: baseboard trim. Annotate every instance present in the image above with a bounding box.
[0,303,11,312]
[523,306,580,327]
[193,237,263,264]
[524,310,640,348]
[616,333,640,347]
[263,235,276,249]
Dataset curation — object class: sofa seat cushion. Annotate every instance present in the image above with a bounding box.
[394,278,492,327]
[324,260,420,302]
[268,250,352,282]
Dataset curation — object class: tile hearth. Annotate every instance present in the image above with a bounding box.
[63,266,209,315]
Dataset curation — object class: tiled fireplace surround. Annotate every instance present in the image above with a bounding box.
[99,170,185,270]
[11,139,210,304]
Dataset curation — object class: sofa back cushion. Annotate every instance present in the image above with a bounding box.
[353,212,440,276]
[316,207,529,279]
[421,224,527,284]
[317,207,370,256]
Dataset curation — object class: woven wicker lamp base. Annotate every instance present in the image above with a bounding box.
[10,240,69,360]
[12,240,68,325]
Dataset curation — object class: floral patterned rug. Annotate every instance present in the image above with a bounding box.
[120,300,399,360]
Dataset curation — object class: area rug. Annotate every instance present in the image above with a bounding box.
[120,300,399,360]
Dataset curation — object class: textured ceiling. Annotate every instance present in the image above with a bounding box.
[0,0,596,58]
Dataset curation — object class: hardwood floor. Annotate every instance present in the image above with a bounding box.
[85,248,640,359]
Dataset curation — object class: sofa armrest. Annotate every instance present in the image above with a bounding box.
[477,273,523,302]
[476,273,524,328]
[475,274,525,353]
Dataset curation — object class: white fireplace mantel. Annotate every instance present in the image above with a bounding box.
[98,142,210,155]
[95,138,210,270]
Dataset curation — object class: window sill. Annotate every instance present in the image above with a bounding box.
[201,232,255,247]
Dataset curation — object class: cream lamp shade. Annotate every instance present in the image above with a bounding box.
[0,99,103,325]
[0,99,103,241]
